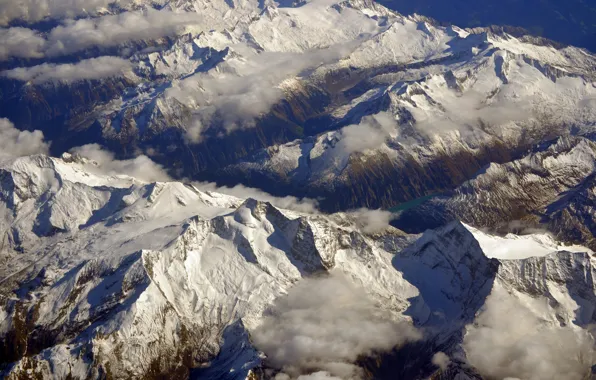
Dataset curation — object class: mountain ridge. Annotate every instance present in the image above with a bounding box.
[1,0,594,213]
[0,152,595,379]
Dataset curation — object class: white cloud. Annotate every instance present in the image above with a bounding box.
[0,118,50,158]
[70,144,171,182]
[463,287,596,380]
[251,273,421,379]
[45,9,202,56]
[342,208,394,234]
[0,9,202,60]
[336,111,397,154]
[168,41,361,140]
[0,0,131,26]
[1,56,133,84]
[193,181,319,213]
[410,90,531,136]
[431,352,450,371]
[297,372,343,380]
[0,27,45,60]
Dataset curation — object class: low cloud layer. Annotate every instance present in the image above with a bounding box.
[0,9,202,61]
[431,352,450,371]
[71,144,171,182]
[251,273,421,379]
[0,27,45,60]
[0,118,49,158]
[194,181,318,214]
[410,89,531,136]
[45,9,202,56]
[2,56,132,84]
[276,372,342,380]
[168,42,362,141]
[463,288,596,380]
[343,208,394,234]
[337,112,397,154]
[0,0,130,26]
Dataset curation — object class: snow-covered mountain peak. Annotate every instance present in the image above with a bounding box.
[464,223,593,260]
[1,153,596,379]
[1,0,596,376]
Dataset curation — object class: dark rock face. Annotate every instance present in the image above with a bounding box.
[0,68,567,214]
[393,136,596,249]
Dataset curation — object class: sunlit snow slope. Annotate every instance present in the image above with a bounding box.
[0,153,594,380]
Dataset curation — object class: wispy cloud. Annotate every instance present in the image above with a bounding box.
[463,287,595,380]
[0,118,49,158]
[168,41,362,141]
[44,9,202,56]
[342,208,395,234]
[431,352,450,371]
[336,111,397,154]
[1,56,133,84]
[0,0,130,26]
[252,273,421,379]
[70,144,171,182]
[193,181,319,213]
[0,9,202,61]
[409,88,532,136]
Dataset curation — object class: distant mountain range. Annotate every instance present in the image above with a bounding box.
[376,0,596,52]
[0,0,594,214]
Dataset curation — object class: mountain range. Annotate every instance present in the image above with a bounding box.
[0,0,594,213]
[375,0,596,52]
[0,153,595,379]
[0,0,596,378]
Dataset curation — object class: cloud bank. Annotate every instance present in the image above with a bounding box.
[0,9,202,61]
[70,144,171,182]
[0,27,45,60]
[463,287,596,380]
[2,56,132,84]
[337,112,397,154]
[168,41,361,140]
[251,273,421,379]
[0,118,50,158]
[0,0,130,26]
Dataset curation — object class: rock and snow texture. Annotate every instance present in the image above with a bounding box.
[393,135,596,252]
[1,0,596,378]
[0,154,595,379]
[185,8,596,207]
[0,154,419,379]
[1,0,595,213]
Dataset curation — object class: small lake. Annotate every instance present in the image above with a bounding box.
[388,194,441,212]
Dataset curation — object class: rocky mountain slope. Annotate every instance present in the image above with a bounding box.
[1,0,595,212]
[393,135,596,251]
[0,153,595,379]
